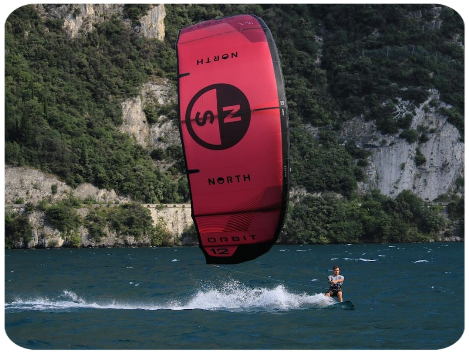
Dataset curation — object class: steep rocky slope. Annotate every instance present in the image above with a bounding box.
[340,91,464,201]
[35,4,166,40]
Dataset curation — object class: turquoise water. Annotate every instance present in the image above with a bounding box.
[4,243,465,349]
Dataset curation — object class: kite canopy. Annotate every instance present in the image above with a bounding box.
[176,14,289,264]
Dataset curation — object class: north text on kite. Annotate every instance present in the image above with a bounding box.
[197,52,238,65]
[208,174,251,185]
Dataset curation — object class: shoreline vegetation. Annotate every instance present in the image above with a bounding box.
[5,200,193,249]
[5,189,464,250]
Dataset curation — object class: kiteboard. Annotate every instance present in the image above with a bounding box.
[176,15,290,264]
[326,300,355,310]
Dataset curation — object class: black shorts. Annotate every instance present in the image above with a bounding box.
[326,288,342,297]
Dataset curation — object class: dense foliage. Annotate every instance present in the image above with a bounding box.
[445,195,465,238]
[5,211,32,248]
[317,5,464,137]
[283,190,448,244]
[4,4,464,245]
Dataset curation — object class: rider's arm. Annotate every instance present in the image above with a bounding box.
[331,276,344,284]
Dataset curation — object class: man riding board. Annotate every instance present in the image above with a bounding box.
[325,266,344,302]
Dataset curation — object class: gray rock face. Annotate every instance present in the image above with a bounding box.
[5,166,194,248]
[35,4,166,40]
[138,4,166,40]
[5,166,122,248]
[120,80,178,150]
[5,165,127,205]
[341,91,464,201]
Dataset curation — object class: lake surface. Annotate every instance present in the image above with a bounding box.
[4,243,465,349]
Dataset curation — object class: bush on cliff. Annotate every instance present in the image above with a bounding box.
[5,210,33,248]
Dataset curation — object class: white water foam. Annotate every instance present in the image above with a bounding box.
[180,280,331,311]
[5,282,334,313]
[343,257,377,262]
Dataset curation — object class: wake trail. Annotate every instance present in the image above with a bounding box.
[5,280,334,313]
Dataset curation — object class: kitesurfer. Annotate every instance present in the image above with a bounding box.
[325,266,344,302]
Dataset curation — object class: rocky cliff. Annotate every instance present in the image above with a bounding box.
[35,4,166,40]
[340,90,464,201]
[5,166,195,248]
[5,165,128,205]
[120,80,179,151]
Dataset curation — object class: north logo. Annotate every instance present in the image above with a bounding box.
[208,174,251,186]
[185,84,251,150]
[196,52,238,65]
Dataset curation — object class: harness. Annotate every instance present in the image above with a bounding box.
[330,282,342,291]
[328,275,343,294]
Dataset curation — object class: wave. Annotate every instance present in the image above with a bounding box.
[5,281,334,313]
[343,257,377,262]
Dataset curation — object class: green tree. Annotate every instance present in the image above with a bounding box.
[45,203,81,234]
